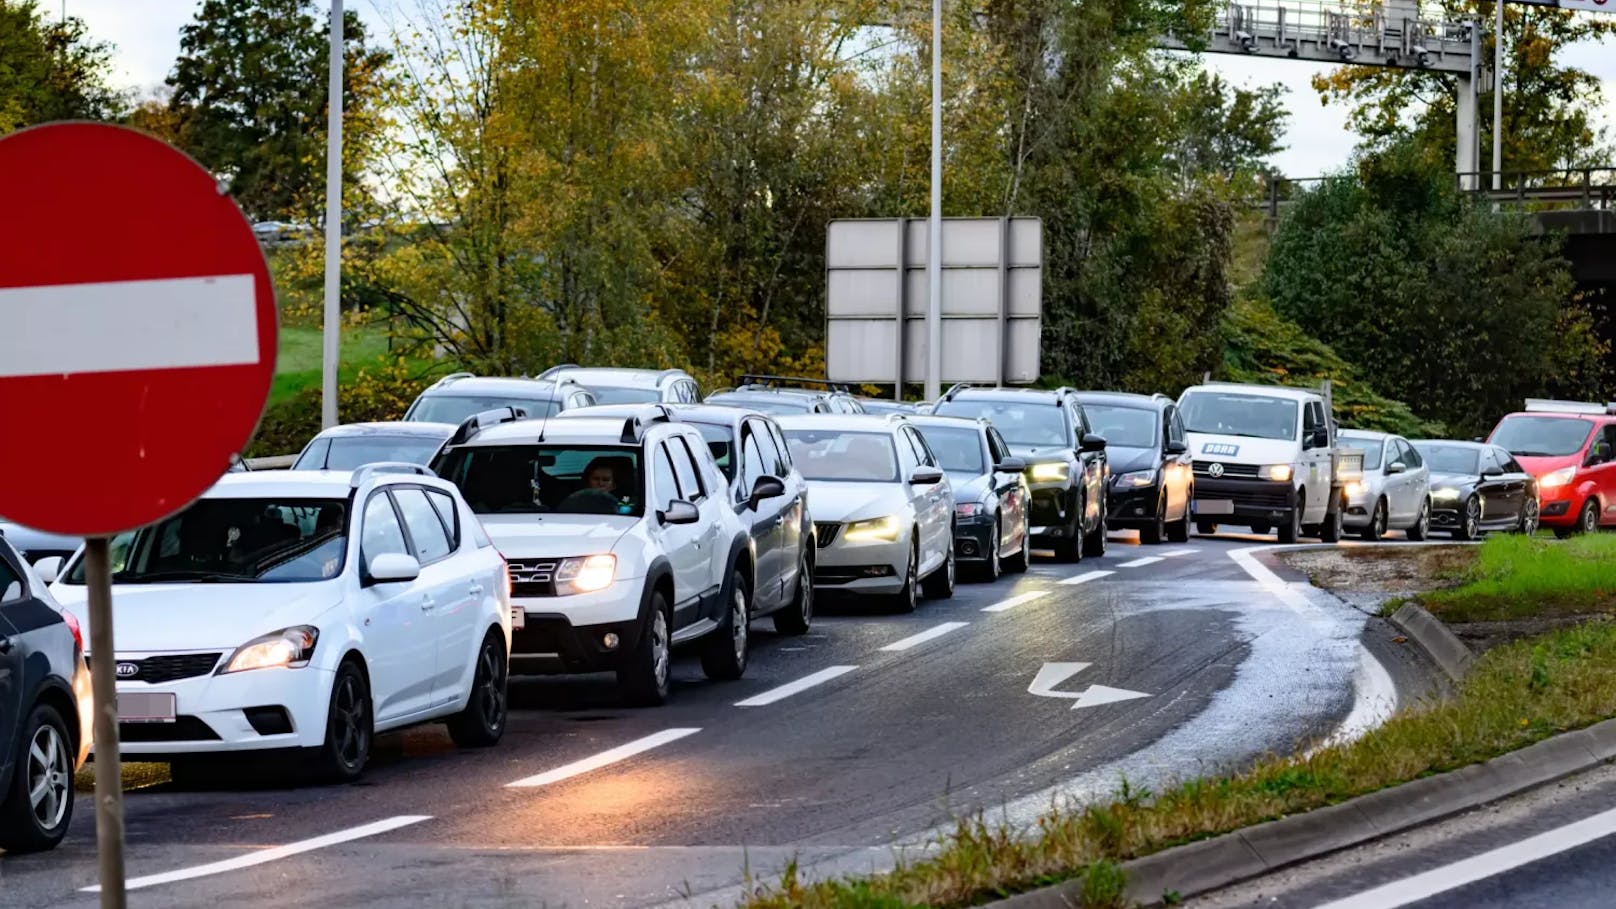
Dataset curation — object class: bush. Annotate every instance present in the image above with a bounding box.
[248,359,434,457]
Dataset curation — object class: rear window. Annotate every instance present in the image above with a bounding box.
[1415,444,1480,475]
[294,435,446,470]
[1490,415,1595,458]
[406,394,559,425]
[590,387,660,405]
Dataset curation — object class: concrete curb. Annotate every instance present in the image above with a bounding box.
[984,716,1616,909]
[1390,603,1476,682]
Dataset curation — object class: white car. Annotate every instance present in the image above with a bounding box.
[774,414,955,612]
[429,408,755,705]
[402,373,598,425]
[537,366,701,405]
[1338,430,1433,541]
[43,465,511,782]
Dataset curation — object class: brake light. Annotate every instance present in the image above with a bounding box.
[61,608,84,654]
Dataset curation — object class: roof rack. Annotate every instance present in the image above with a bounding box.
[535,364,579,380]
[349,462,438,487]
[1524,398,1616,416]
[940,382,972,402]
[736,374,851,394]
[428,371,476,389]
[620,405,676,443]
[447,406,529,446]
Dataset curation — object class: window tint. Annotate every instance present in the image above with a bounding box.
[425,489,460,546]
[766,422,793,473]
[1168,407,1187,446]
[362,493,410,565]
[652,443,680,511]
[1396,439,1420,468]
[1068,403,1089,438]
[0,554,22,602]
[741,425,767,491]
[988,428,1011,464]
[394,488,453,563]
[670,436,706,500]
[907,427,937,467]
[749,420,783,478]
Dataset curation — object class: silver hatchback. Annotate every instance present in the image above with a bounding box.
[1338,430,1432,541]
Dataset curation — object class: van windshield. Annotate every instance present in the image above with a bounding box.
[1180,392,1299,441]
[1490,415,1594,457]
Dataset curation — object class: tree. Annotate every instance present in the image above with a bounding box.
[0,0,123,133]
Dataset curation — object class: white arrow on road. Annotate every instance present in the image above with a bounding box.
[1028,662,1150,710]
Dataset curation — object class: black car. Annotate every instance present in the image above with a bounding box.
[910,415,1031,580]
[931,386,1109,561]
[1412,440,1541,540]
[705,375,866,417]
[558,403,816,634]
[0,536,90,854]
[293,420,459,471]
[1076,392,1194,544]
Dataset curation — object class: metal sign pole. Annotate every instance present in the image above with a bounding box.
[321,0,345,429]
[925,0,943,402]
[1491,0,1504,191]
[85,537,126,908]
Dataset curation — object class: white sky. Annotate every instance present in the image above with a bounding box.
[60,0,1616,178]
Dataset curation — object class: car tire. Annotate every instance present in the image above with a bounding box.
[1004,521,1030,573]
[773,550,813,635]
[701,570,750,681]
[619,591,673,705]
[921,538,955,599]
[889,543,919,613]
[1455,496,1482,541]
[1574,499,1600,535]
[1249,522,1271,535]
[1360,499,1387,542]
[1407,500,1431,541]
[312,659,372,783]
[1140,497,1165,545]
[979,516,1003,582]
[1196,520,1219,536]
[1278,495,1302,545]
[1167,503,1191,543]
[0,703,76,853]
[1516,497,1541,536]
[1082,497,1108,558]
[447,630,508,748]
[1319,500,1345,543]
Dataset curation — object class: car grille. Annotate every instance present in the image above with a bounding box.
[507,558,562,597]
[1193,461,1260,479]
[815,523,841,546]
[96,653,222,684]
[118,716,220,742]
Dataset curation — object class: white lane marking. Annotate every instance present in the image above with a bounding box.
[506,728,701,788]
[879,622,969,652]
[1160,548,1199,557]
[1070,684,1151,709]
[1028,662,1091,697]
[734,665,858,707]
[81,815,429,892]
[1,275,260,378]
[1059,570,1113,586]
[981,590,1049,613]
[1115,556,1164,568]
[1313,805,1616,909]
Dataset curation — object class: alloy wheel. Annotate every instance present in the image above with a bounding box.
[730,586,748,665]
[1582,501,1599,534]
[799,554,815,625]
[475,642,506,732]
[332,674,370,771]
[1523,498,1541,536]
[26,723,70,833]
[1465,498,1480,539]
[989,519,1001,578]
[651,608,670,691]
[1375,502,1387,538]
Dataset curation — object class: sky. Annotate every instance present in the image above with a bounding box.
[58,0,1616,178]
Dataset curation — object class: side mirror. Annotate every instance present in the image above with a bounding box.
[366,552,421,586]
[909,466,945,485]
[748,475,786,509]
[995,457,1027,473]
[660,500,701,525]
[1385,461,1406,475]
[33,556,63,585]
[1079,433,1107,453]
[1481,467,1504,479]
[1165,439,1188,455]
[1310,427,1329,449]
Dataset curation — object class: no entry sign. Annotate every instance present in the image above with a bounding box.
[0,123,277,536]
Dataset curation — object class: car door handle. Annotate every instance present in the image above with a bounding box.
[469,582,484,597]
[421,596,436,612]
[0,635,11,655]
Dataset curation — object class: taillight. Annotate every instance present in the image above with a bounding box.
[61,608,84,654]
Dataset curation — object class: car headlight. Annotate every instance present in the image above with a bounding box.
[557,554,616,593]
[1345,479,1367,498]
[955,502,984,518]
[1115,469,1156,488]
[1432,488,1461,503]
[1029,462,1069,483]
[1539,467,1576,490]
[1259,464,1293,482]
[219,626,319,674]
[844,514,902,542]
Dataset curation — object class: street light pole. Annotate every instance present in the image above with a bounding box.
[321,0,344,429]
[925,0,942,402]
[1491,0,1504,191]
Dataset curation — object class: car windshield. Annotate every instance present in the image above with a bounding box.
[933,400,1069,448]
[1081,405,1157,449]
[406,394,559,424]
[63,498,349,585]
[1180,391,1299,441]
[1415,444,1480,475]
[1490,415,1595,457]
[590,386,660,405]
[694,423,736,480]
[294,435,445,470]
[781,429,899,482]
[1339,437,1384,470]
[433,444,645,516]
[916,425,984,474]
[708,394,811,415]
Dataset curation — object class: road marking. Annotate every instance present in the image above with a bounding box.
[879,621,969,652]
[734,665,858,707]
[0,275,260,378]
[981,590,1049,613]
[1160,548,1199,557]
[1059,570,1113,586]
[1070,684,1151,709]
[81,815,430,892]
[506,728,702,788]
[1028,662,1092,697]
[1312,804,1616,909]
[1115,556,1163,568]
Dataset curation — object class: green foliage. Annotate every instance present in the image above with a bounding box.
[249,358,432,456]
[1420,533,1616,623]
[0,0,124,133]
[1078,861,1128,909]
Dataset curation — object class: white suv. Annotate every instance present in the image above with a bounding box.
[430,410,754,705]
[45,466,511,783]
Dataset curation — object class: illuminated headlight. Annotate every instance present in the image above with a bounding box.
[1344,480,1368,498]
[1029,462,1069,483]
[1116,469,1156,488]
[1539,467,1576,490]
[844,514,902,542]
[1432,488,1461,503]
[1259,464,1293,482]
[955,502,984,518]
[219,626,318,674]
[558,554,616,593]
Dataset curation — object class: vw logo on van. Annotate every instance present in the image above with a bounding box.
[1208,463,1225,478]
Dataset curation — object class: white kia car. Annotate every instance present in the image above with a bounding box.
[774,414,955,611]
[43,465,511,782]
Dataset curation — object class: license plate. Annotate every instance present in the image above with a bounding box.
[1195,499,1235,516]
[510,605,526,630]
[118,692,176,724]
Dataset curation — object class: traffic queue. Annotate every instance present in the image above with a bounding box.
[2,367,1612,854]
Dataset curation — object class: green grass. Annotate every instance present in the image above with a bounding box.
[740,620,1616,908]
[74,762,170,793]
[1418,534,1616,623]
[271,324,398,406]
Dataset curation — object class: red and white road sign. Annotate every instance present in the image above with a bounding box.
[0,123,277,536]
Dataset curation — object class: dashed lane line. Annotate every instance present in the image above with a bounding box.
[1160,548,1199,557]
[735,665,859,707]
[1059,570,1114,586]
[1115,556,1164,568]
[506,728,702,788]
[879,622,970,652]
[981,591,1050,613]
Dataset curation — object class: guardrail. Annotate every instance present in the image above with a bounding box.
[1251,167,1616,221]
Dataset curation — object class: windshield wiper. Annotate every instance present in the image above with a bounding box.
[115,570,242,584]
[1187,430,1281,440]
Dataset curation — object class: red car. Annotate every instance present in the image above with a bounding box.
[1487,399,1616,538]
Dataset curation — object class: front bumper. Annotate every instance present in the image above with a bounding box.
[510,580,650,671]
[100,655,332,756]
[1191,477,1297,524]
[954,516,996,563]
[1107,483,1160,528]
[1536,486,1578,527]
[814,533,908,594]
[1027,482,1077,537]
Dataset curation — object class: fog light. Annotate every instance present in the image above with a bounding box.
[1133,506,1145,515]
[960,540,979,556]
[602,633,620,650]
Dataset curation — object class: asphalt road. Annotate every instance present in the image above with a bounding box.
[0,532,1425,909]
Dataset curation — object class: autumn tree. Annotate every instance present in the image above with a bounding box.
[0,0,123,133]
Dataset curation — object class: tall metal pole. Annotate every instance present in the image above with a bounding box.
[1491,0,1504,191]
[321,0,344,429]
[86,538,126,909]
[925,0,942,402]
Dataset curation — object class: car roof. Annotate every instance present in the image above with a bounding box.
[199,469,445,498]
[1181,383,1319,403]
[559,402,769,427]
[549,367,688,388]
[943,387,1067,404]
[420,376,567,399]
[1074,391,1165,410]
[449,415,694,447]
[713,387,829,401]
[312,421,457,439]
[908,414,989,434]
[773,413,902,432]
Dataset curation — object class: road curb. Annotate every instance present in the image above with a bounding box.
[1389,603,1476,682]
[983,716,1616,909]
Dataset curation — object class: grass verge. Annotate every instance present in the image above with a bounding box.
[271,324,400,406]
[1417,534,1616,623]
[741,620,1616,908]
[74,762,171,793]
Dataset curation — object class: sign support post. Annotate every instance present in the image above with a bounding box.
[322,0,344,429]
[85,538,126,908]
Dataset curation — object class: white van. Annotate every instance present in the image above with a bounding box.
[1176,382,1356,544]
